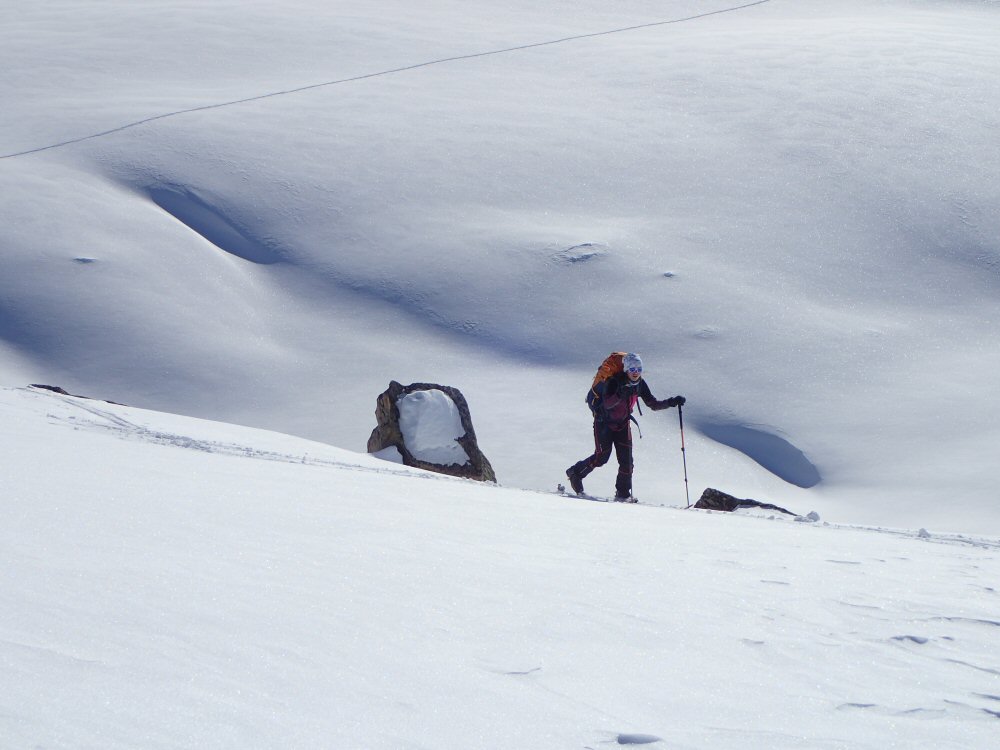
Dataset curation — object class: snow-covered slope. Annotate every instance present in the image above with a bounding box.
[2,385,998,749]
[2,2,999,529]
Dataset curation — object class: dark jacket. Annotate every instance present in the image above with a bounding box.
[591,372,673,429]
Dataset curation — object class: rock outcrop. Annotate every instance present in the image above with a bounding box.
[29,384,124,405]
[693,487,798,516]
[367,381,496,483]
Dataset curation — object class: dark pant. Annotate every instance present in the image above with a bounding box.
[570,420,633,497]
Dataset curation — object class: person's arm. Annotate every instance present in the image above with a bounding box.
[640,380,685,411]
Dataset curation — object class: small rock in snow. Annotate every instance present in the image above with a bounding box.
[617,734,662,745]
[918,528,931,539]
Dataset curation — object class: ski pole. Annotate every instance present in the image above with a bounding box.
[678,404,691,508]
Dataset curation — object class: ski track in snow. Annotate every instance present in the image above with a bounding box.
[42,390,449,485]
[40,387,1000,554]
[0,1,773,160]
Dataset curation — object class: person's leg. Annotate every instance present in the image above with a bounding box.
[612,426,634,498]
[567,421,613,492]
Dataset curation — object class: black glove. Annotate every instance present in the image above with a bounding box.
[665,395,686,408]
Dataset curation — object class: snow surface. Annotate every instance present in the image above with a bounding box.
[2,386,999,749]
[397,389,472,466]
[370,445,405,464]
[2,0,1000,743]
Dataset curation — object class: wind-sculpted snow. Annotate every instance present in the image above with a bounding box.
[149,187,285,265]
[699,422,821,488]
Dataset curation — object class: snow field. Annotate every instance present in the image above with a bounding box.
[2,387,997,748]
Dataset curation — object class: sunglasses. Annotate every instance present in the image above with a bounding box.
[627,367,642,374]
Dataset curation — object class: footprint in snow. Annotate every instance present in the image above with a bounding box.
[891,635,930,645]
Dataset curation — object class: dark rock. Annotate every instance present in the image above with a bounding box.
[29,384,125,405]
[694,487,798,516]
[367,381,496,483]
[30,384,73,396]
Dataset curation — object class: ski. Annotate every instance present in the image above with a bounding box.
[556,484,638,504]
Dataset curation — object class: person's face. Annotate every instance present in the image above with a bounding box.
[627,366,642,383]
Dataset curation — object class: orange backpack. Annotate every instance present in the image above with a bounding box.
[586,352,627,408]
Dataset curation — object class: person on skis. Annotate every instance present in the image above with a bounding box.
[566,352,684,502]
